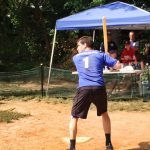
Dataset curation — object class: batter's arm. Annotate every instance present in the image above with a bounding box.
[113,61,121,70]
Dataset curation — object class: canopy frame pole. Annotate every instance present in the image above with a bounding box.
[46,27,57,96]
[92,30,95,42]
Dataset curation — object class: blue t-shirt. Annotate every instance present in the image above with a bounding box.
[73,50,117,87]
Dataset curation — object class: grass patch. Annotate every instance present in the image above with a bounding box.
[108,100,150,112]
[0,96,150,112]
[0,109,30,123]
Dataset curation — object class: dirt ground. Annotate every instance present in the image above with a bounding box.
[0,100,150,150]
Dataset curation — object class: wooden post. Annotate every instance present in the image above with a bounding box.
[40,63,44,97]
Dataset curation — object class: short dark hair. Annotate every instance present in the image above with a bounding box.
[109,50,117,54]
[77,36,94,48]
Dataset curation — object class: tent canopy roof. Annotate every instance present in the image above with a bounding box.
[56,1,150,30]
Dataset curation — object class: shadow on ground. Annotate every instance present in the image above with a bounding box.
[126,141,150,150]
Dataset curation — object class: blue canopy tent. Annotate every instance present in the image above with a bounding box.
[56,1,150,30]
[46,1,150,93]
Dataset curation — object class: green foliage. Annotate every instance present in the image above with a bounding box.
[64,0,86,14]
[90,0,105,7]
[0,0,149,71]
[140,64,149,82]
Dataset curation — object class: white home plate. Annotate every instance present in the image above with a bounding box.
[62,136,92,143]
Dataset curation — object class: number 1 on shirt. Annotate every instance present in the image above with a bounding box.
[83,57,89,69]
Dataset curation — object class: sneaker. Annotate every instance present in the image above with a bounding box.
[106,143,113,150]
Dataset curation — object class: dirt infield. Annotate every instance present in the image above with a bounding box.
[0,100,150,150]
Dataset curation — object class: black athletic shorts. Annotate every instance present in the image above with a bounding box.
[71,86,107,119]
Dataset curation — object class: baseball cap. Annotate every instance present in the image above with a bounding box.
[109,50,117,54]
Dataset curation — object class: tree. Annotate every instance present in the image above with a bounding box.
[0,0,149,71]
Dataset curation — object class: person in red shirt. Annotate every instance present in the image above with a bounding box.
[121,41,134,65]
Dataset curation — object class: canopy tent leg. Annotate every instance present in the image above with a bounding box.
[46,27,57,96]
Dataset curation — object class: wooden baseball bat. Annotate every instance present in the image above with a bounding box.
[102,16,108,53]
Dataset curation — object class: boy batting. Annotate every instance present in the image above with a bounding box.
[69,36,121,150]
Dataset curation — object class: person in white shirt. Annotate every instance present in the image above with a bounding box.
[129,31,139,51]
